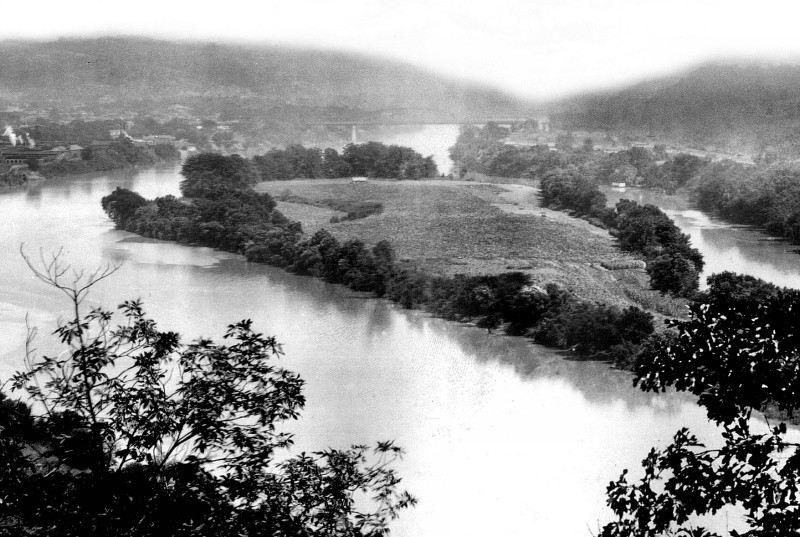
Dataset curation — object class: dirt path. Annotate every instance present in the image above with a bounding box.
[487,182,612,238]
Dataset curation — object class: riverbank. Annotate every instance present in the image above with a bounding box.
[0,166,45,190]
[103,154,679,367]
[600,185,800,290]
[256,178,687,319]
[40,156,182,179]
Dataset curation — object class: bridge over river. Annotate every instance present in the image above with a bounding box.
[317,116,545,142]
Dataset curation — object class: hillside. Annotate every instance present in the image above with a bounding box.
[0,37,529,124]
[550,59,800,159]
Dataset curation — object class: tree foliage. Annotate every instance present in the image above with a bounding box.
[601,273,800,536]
[537,164,703,297]
[251,142,437,181]
[691,160,800,245]
[180,153,258,196]
[0,251,415,536]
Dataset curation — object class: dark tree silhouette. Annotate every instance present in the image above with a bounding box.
[0,250,415,536]
[601,275,800,537]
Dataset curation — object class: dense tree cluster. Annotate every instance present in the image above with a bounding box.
[613,200,704,296]
[43,137,180,176]
[0,164,36,189]
[449,124,585,179]
[102,153,654,363]
[0,255,414,536]
[448,125,708,191]
[602,272,800,537]
[539,171,703,297]
[252,142,437,181]
[539,165,609,217]
[691,160,800,243]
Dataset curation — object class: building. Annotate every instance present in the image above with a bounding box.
[0,147,69,165]
[142,135,176,146]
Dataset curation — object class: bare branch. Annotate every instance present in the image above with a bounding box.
[20,243,123,305]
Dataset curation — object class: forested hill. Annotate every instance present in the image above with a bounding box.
[550,59,800,159]
[0,37,527,121]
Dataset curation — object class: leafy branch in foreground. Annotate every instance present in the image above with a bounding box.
[0,250,414,536]
[600,274,800,537]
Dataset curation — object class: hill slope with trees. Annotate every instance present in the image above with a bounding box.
[551,59,800,159]
[0,37,529,123]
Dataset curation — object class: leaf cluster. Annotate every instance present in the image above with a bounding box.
[602,274,800,536]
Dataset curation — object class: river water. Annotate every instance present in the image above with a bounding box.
[0,167,725,536]
[363,124,462,174]
[602,187,800,289]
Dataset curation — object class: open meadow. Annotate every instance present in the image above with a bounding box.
[255,178,687,316]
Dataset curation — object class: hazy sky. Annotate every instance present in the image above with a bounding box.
[6,0,800,99]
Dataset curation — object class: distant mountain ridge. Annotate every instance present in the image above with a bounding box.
[0,37,530,122]
[550,59,800,159]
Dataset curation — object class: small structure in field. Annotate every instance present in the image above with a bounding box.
[600,259,646,270]
[351,176,368,183]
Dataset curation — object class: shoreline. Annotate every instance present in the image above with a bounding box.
[0,160,183,192]
[114,218,648,371]
[105,169,681,370]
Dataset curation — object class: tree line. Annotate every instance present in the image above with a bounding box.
[448,126,705,298]
[601,149,800,247]
[540,167,703,297]
[691,159,800,243]
[448,124,707,191]
[41,137,180,176]
[252,142,437,180]
[451,124,800,249]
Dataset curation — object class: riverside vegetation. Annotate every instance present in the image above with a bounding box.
[450,125,705,298]
[102,149,657,367]
[454,123,800,249]
[41,137,181,176]
[1,136,181,185]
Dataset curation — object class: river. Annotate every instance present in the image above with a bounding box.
[602,187,800,289]
[323,124,462,174]
[363,124,462,174]
[0,166,727,536]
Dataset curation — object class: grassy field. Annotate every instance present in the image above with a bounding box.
[255,178,687,317]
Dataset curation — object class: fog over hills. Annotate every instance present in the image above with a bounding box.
[5,38,800,158]
[0,37,530,122]
[550,58,800,158]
